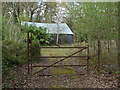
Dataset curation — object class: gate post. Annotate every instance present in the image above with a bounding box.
[98,40,100,73]
[27,32,30,75]
[87,45,89,74]
[30,32,32,75]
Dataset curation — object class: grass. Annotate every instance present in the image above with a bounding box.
[34,67,43,72]
[51,67,76,75]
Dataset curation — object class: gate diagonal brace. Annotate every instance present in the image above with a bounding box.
[33,47,87,76]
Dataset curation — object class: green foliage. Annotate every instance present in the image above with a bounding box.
[2,17,22,41]
[31,40,41,61]
[67,2,118,42]
[2,40,27,75]
[21,23,52,45]
[2,17,10,40]
[115,71,120,74]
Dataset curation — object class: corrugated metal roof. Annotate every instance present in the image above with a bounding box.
[21,21,73,34]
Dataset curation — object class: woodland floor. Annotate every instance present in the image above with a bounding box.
[5,56,118,89]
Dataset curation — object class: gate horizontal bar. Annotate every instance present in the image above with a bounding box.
[39,47,88,48]
[39,56,89,58]
[38,75,52,76]
[32,64,87,67]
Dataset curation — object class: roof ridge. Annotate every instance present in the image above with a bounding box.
[22,21,66,24]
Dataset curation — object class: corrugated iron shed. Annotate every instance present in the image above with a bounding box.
[21,21,73,35]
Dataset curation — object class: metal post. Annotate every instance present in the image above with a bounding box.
[87,46,89,74]
[98,40,100,73]
[31,32,32,75]
[27,32,30,75]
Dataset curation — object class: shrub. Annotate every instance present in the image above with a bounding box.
[31,40,41,61]
[21,23,53,45]
[2,40,27,75]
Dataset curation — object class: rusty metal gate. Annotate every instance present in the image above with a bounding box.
[27,32,100,76]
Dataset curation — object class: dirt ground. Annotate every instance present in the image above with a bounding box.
[10,57,118,88]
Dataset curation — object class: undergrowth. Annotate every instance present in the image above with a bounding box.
[2,40,27,75]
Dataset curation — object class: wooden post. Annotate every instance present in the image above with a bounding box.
[27,32,30,75]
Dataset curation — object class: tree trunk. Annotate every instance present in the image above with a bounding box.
[30,11,33,22]
[56,23,59,44]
